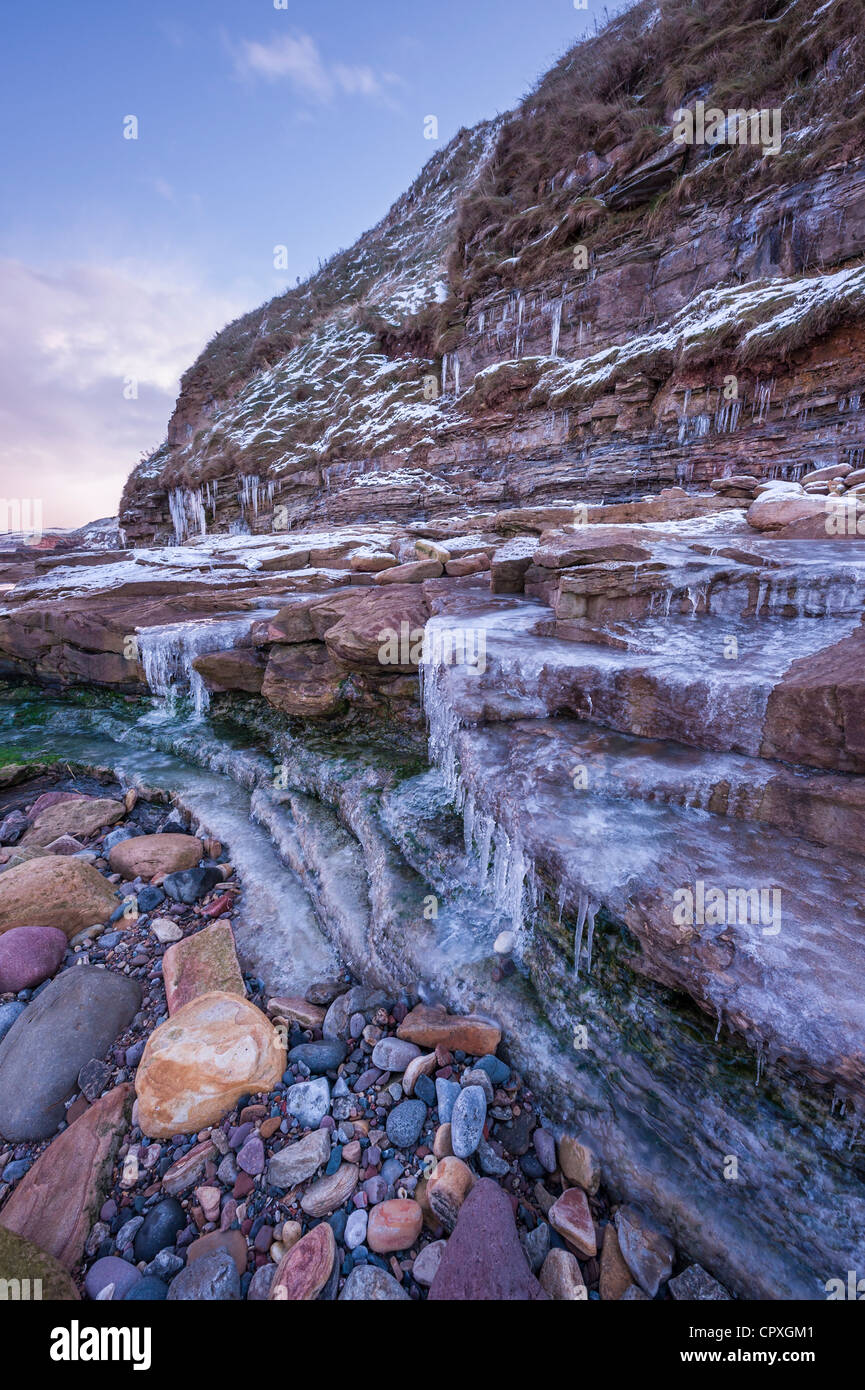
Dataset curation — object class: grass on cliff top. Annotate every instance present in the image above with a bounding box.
[448,0,865,305]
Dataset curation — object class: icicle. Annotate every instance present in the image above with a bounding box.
[584,902,598,975]
[573,891,589,975]
[550,299,563,358]
[137,615,259,719]
[168,487,207,544]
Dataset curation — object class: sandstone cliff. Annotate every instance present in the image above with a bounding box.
[120,0,865,544]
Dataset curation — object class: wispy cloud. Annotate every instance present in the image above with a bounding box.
[0,260,243,529]
[234,32,400,104]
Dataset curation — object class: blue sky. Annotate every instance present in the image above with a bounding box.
[0,0,609,527]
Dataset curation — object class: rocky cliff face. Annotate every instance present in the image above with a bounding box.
[120,0,865,544]
[4,0,865,1301]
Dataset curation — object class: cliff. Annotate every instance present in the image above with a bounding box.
[120,0,865,545]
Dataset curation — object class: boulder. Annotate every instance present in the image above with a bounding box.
[84,1255,142,1301]
[558,1134,601,1194]
[0,1083,131,1268]
[161,921,244,1015]
[0,1226,80,1301]
[373,559,442,585]
[669,1263,732,1300]
[167,1249,240,1301]
[444,553,490,576]
[614,1205,674,1297]
[323,587,430,671]
[349,550,399,574]
[135,991,285,1138]
[0,968,141,1141]
[0,856,118,937]
[599,1221,634,1301]
[185,1228,247,1275]
[0,925,67,992]
[428,1178,547,1300]
[162,866,222,904]
[396,1003,501,1055]
[21,796,124,848]
[746,493,827,532]
[539,1248,587,1299]
[108,833,203,879]
[27,790,80,820]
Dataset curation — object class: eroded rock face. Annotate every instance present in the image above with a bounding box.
[761,626,865,772]
[192,647,266,694]
[261,643,349,718]
[135,991,285,1138]
[0,857,118,937]
[323,587,430,671]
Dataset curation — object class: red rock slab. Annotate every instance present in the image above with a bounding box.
[21,796,124,848]
[428,1178,547,1301]
[761,625,865,773]
[162,921,245,1015]
[0,1083,132,1269]
[192,648,266,695]
[27,790,80,820]
[396,1003,501,1056]
[261,642,349,718]
[268,1222,335,1300]
[549,1186,598,1258]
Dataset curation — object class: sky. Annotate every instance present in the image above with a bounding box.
[0,0,611,529]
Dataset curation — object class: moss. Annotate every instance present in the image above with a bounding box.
[0,1227,80,1301]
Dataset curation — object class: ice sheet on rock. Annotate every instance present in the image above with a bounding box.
[137,613,273,718]
[0,702,338,994]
